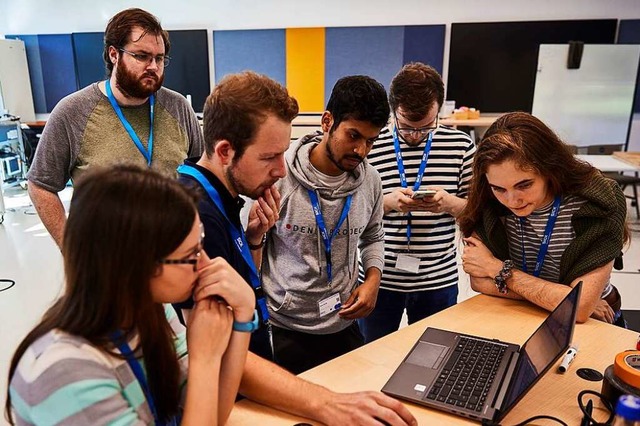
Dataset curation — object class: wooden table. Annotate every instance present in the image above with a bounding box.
[613,151,640,169]
[439,115,501,129]
[576,154,640,173]
[228,295,637,425]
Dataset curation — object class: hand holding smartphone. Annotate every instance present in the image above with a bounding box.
[411,190,437,200]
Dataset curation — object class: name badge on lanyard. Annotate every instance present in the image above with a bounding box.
[177,164,270,324]
[308,189,352,285]
[105,80,155,166]
[392,128,432,270]
[519,196,562,277]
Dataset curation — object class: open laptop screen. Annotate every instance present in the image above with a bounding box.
[501,283,581,411]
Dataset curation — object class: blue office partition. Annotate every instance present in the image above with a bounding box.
[325,26,404,105]
[213,29,286,86]
[403,25,446,76]
[72,32,106,89]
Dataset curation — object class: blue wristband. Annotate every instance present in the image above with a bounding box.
[232,309,259,333]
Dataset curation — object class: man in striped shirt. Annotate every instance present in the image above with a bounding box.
[359,63,476,343]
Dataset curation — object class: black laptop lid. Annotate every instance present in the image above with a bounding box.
[500,282,582,413]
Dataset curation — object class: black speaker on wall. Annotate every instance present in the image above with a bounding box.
[447,20,617,113]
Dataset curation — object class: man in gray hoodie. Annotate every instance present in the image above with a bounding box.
[262,75,390,374]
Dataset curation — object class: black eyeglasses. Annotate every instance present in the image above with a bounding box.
[158,252,200,271]
[118,48,171,68]
[394,115,439,141]
[158,224,204,271]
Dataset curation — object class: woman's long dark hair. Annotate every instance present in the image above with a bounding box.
[458,112,598,237]
[6,164,199,423]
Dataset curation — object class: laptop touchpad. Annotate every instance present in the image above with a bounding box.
[406,342,448,369]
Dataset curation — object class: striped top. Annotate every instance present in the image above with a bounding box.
[359,125,475,292]
[9,305,188,425]
[504,194,612,297]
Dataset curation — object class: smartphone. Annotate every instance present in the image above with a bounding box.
[411,190,437,200]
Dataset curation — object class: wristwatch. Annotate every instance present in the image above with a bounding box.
[232,309,260,333]
[493,260,513,294]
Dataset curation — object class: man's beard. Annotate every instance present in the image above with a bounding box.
[326,133,363,172]
[225,159,274,200]
[115,57,163,99]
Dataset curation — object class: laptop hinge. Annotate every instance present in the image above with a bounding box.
[492,350,519,412]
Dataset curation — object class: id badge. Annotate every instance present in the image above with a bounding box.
[396,253,421,273]
[318,293,342,317]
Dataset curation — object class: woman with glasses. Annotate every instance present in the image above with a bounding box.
[459,112,629,327]
[6,164,256,425]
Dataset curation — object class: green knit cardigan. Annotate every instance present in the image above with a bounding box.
[475,173,627,285]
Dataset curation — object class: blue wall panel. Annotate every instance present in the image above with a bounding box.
[72,32,106,89]
[37,34,77,112]
[325,26,404,107]
[213,29,286,85]
[618,20,640,113]
[165,30,210,112]
[403,25,445,76]
[6,35,47,114]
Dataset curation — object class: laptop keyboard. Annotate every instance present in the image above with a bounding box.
[425,336,507,412]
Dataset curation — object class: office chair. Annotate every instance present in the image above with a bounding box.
[586,144,640,219]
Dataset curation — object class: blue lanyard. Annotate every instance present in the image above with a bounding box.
[177,164,269,323]
[519,196,562,277]
[105,80,155,166]
[111,331,179,425]
[308,189,352,284]
[392,127,433,246]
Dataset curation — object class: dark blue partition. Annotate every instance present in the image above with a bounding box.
[164,30,210,112]
[72,32,106,89]
[403,25,446,76]
[37,34,78,112]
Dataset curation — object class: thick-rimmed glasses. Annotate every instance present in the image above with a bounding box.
[158,224,204,271]
[394,115,439,142]
[118,48,171,68]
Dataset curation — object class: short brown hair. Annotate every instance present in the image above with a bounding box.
[203,71,299,158]
[103,8,170,76]
[389,62,444,121]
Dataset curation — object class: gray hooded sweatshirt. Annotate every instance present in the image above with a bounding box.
[262,132,385,334]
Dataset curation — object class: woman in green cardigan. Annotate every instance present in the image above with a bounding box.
[459,112,629,327]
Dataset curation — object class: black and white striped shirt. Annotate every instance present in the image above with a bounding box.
[504,194,612,297]
[358,125,475,292]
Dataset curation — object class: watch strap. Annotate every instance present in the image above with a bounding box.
[232,309,259,333]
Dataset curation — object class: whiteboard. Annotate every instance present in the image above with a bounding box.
[0,39,36,122]
[532,44,640,148]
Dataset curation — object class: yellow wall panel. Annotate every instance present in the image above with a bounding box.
[286,28,325,112]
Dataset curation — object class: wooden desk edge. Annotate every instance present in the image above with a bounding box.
[613,151,640,168]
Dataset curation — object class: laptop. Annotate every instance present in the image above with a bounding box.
[382,282,582,423]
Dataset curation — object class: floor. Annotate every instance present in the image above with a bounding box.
[0,185,639,424]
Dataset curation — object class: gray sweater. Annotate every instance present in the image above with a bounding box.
[262,133,385,334]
